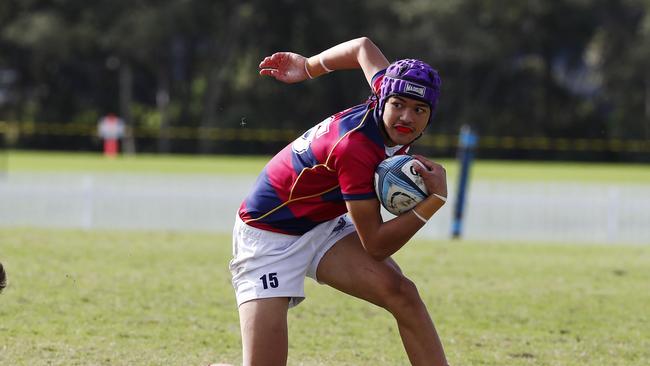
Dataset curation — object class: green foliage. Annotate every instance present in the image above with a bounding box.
[0,1,648,158]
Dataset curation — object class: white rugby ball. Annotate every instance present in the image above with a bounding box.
[374,155,428,215]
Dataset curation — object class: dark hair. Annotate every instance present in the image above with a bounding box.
[0,262,6,293]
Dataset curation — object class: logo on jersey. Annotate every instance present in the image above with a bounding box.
[291,117,332,154]
[404,82,426,98]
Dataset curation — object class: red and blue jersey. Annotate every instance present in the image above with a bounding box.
[238,70,409,235]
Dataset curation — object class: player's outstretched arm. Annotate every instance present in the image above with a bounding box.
[259,37,389,87]
[346,156,447,261]
[310,37,390,86]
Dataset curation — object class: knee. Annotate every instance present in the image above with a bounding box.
[378,274,424,314]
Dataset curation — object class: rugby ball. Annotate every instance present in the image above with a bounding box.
[374,155,428,215]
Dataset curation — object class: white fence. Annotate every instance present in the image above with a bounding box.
[0,173,648,244]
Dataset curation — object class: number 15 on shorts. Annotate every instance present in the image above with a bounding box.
[260,272,279,289]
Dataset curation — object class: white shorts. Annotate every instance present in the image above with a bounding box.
[229,214,356,308]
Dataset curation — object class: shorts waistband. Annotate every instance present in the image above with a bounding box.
[235,215,300,239]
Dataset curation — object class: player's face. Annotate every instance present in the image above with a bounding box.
[382,96,430,146]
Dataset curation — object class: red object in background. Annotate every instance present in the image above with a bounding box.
[97,113,125,158]
[104,138,118,157]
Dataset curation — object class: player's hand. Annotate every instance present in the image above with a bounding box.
[412,154,448,200]
[259,52,310,84]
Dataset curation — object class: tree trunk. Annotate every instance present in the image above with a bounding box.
[645,71,650,140]
[157,65,171,153]
[198,4,247,154]
[119,62,136,155]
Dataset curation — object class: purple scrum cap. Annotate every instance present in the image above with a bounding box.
[377,59,441,124]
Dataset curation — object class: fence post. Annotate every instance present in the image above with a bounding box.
[607,186,620,244]
[452,125,478,239]
[0,122,6,179]
[82,175,94,229]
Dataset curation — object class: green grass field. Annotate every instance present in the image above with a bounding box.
[3,150,650,183]
[1,151,649,365]
[1,229,649,365]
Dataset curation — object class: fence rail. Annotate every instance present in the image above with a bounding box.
[1,172,648,244]
[1,121,649,153]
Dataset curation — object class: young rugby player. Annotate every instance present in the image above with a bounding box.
[229,37,449,366]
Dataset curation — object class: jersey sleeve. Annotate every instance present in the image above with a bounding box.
[330,136,379,201]
[371,69,386,95]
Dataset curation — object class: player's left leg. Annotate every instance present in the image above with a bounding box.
[315,232,448,366]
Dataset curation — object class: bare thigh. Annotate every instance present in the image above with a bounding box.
[316,232,409,308]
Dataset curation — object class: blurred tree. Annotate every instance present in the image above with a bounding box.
[197,1,253,154]
[0,0,647,160]
[597,0,650,141]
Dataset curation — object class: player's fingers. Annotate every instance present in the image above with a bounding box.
[417,161,446,180]
[412,155,437,170]
[416,165,444,182]
[420,158,445,176]
[270,52,287,65]
[430,163,446,177]
[259,61,281,71]
[259,68,278,77]
[259,57,273,68]
[412,161,427,175]
[259,52,287,68]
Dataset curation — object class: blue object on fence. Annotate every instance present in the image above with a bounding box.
[0,128,5,179]
[452,125,478,239]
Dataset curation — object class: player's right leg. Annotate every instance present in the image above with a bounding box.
[313,232,448,366]
[238,297,290,366]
